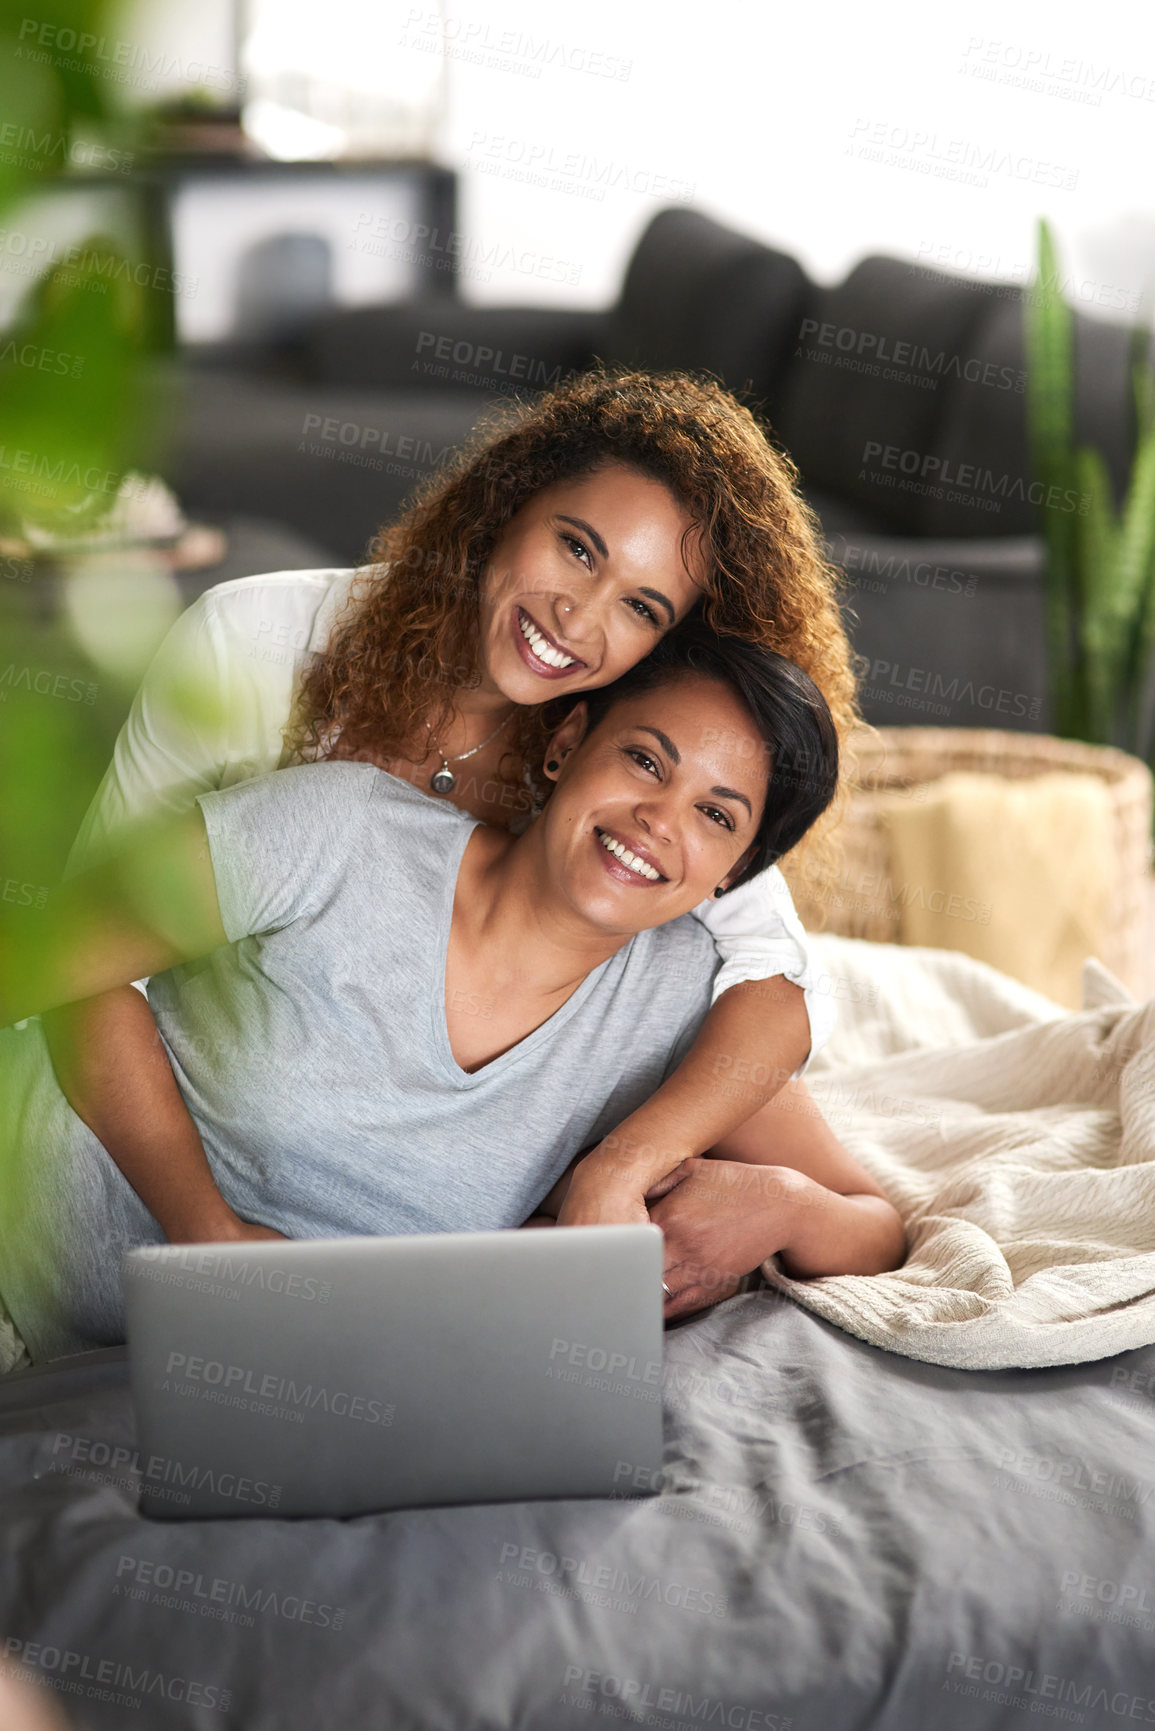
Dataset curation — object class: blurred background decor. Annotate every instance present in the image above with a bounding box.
[155,199,1139,734]
[781,727,1152,1006]
[2,0,1153,996]
[240,0,446,161]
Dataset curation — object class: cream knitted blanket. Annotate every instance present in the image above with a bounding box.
[763,935,1155,1369]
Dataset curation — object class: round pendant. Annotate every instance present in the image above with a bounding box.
[430,766,456,795]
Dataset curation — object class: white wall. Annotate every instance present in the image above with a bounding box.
[430,0,1155,317]
[112,0,239,103]
[113,0,1155,317]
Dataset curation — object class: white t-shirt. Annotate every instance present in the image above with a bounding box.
[68,568,836,1071]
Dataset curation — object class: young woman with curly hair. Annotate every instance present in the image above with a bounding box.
[43,367,862,1265]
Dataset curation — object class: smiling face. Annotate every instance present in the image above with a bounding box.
[475,463,707,703]
[533,673,771,938]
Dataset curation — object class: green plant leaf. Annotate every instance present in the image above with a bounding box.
[1109,425,1155,669]
[1025,219,1079,732]
[1026,220,1075,474]
[1117,428,1155,756]
[1073,444,1118,740]
[1131,327,1155,441]
[0,0,157,1013]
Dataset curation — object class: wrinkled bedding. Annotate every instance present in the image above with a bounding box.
[2,1306,1155,1730]
[778,939,1155,1368]
[3,938,1155,1729]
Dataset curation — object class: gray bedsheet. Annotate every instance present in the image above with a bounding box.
[1,1288,1153,1731]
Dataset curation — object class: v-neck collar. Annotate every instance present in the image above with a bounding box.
[429,822,621,1087]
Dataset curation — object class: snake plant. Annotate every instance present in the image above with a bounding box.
[1025,219,1155,765]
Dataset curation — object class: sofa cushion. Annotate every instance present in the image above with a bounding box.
[775,256,1001,535]
[604,207,811,411]
[828,529,1049,732]
[801,486,892,541]
[907,292,1034,538]
[923,289,1135,541]
[304,302,608,397]
[165,368,497,563]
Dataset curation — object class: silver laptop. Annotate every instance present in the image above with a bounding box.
[123,1226,664,1520]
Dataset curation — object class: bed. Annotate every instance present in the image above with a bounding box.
[2,937,1153,1730]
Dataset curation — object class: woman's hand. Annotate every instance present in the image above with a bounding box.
[167,1207,289,1245]
[556,979,811,1235]
[555,1145,667,1228]
[555,1172,652,1229]
[217,1217,290,1244]
[648,1157,789,1319]
[651,1151,905,1318]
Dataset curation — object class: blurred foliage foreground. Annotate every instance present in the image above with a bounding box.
[0,0,180,903]
[0,0,207,1333]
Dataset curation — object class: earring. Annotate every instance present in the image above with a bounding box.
[713,885,726,898]
[545,759,560,773]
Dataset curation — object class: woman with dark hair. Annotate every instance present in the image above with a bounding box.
[43,367,861,1245]
[580,620,841,877]
[1,628,902,1366]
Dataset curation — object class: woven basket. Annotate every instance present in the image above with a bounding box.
[782,727,1155,994]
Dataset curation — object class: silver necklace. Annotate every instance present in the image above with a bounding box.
[426,708,516,795]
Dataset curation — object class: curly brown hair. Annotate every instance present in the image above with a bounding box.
[288,365,861,882]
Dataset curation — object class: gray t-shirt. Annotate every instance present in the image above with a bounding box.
[0,763,718,1361]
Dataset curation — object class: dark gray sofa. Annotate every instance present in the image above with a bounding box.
[164,208,1138,733]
